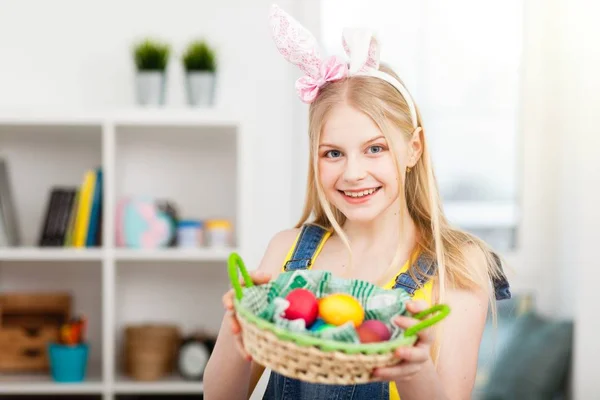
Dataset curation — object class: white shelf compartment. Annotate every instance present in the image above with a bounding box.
[0,262,104,391]
[0,123,103,247]
[114,261,230,377]
[114,121,240,248]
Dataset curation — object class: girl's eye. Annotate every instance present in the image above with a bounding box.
[325,150,342,158]
[368,145,384,154]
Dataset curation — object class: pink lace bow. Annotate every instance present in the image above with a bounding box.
[295,55,348,103]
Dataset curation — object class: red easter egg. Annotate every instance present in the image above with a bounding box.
[284,288,319,327]
[360,320,391,341]
[356,324,383,343]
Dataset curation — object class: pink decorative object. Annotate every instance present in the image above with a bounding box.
[115,197,129,247]
[117,197,175,249]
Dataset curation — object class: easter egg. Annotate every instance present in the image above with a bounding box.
[284,288,319,327]
[309,318,335,333]
[360,320,391,341]
[318,293,364,327]
[356,324,383,343]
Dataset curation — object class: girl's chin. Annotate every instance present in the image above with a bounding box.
[332,202,386,223]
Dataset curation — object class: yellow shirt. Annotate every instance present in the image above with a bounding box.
[281,229,433,400]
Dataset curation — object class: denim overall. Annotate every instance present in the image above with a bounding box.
[263,224,511,400]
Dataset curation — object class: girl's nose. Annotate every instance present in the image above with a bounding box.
[343,156,367,182]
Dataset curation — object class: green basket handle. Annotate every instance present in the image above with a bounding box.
[404,304,450,337]
[228,252,253,300]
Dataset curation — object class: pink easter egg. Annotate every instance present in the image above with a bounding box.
[360,320,391,341]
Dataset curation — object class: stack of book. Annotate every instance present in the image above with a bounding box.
[38,168,103,247]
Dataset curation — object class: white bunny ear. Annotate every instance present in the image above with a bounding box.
[342,27,418,129]
[269,4,323,80]
[342,28,380,74]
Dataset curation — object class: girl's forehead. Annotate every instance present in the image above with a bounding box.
[321,105,382,144]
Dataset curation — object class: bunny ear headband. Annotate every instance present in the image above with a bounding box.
[269,4,418,129]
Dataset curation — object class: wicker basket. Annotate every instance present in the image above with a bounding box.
[228,252,450,385]
[123,324,180,381]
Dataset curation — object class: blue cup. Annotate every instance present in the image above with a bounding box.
[48,342,89,383]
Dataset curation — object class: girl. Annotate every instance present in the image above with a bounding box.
[204,5,511,400]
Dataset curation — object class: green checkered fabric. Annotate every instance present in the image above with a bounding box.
[239,270,413,343]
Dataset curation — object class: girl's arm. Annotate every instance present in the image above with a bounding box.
[375,246,490,400]
[394,286,489,400]
[203,229,298,400]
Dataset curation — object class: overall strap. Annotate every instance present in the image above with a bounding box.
[393,251,512,301]
[283,224,329,271]
[392,253,436,295]
[492,252,512,300]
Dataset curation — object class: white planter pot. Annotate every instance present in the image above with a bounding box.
[185,71,216,107]
[136,71,166,106]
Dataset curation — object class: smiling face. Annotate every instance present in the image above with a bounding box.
[317,102,414,224]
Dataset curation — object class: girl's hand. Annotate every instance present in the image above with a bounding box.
[222,270,272,362]
[372,300,434,382]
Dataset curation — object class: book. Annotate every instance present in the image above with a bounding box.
[0,159,21,246]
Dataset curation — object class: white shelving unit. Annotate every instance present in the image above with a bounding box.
[0,109,248,399]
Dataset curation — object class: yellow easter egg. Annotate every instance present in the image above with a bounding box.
[318,293,365,327]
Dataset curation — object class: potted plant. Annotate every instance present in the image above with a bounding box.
[132,38,171,106]
[182,39,217,107]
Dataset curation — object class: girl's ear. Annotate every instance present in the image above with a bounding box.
[408,127,424,167]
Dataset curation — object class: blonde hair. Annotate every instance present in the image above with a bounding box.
[295,64,505,361]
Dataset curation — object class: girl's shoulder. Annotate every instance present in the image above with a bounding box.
[268,228,301,254]
[256,228,301,276]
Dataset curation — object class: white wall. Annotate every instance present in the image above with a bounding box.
[290,0,321,224]
[485,0,600,396]
[559,1,600,398]
[0,0,296,267]
[515,0,600,396]
[509,0,564,315]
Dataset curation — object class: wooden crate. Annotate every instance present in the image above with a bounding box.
[0,325,59,372]
[0,293,71,327]
[0,293,71,372]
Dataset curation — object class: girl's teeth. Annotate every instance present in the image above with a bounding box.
[344,188,377,197]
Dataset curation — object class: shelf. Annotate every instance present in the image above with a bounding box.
[112,108,239,128]
[0,108,240,128]
[0,107,245,396]
[0,247,239,262]
[114,374,203,394]
[0,370,103,394]
[0,247,103,261]
[0,373,205,395]
[115,247,238,262]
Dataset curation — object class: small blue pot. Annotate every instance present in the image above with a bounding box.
[48,342,89,383]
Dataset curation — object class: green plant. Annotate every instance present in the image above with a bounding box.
[182,40,217,72]
[133,38,171,71]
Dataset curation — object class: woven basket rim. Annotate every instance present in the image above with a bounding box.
[234,297,417,355]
